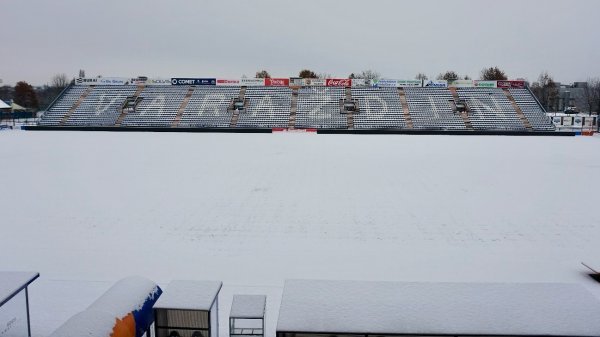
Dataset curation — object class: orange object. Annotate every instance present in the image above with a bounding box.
[111,313,136,337]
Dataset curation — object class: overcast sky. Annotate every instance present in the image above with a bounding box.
[2,0,599,86]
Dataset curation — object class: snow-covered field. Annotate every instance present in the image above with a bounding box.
[1,131,600,337]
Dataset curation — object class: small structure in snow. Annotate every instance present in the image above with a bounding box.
[230,295,266,337]
[154,280,222,337]
[276,279,600,337]
[0,271,39,337]
[49,276,162,337]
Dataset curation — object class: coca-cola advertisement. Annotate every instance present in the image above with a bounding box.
[497,80,526,89]
[265,78,290,87]
[326,78,352,87]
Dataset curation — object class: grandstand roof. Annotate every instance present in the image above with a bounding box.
[0,99,10,109]
[0,271,39,306]
[277,280,600,336]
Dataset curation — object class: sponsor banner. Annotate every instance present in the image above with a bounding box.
[326,78,352,87]
[374,79,398,87]
[76,77,98,85]
[216,79,241,86]
[374,79,422,87]
[265,78,290,86]
[290,78,303,86]
[422,80,448,88]
[449,80,474,88]
[98,77,129,85]
[474,80,497,88]
[497,80,526,89]
[574,116,583,127]
[240,78,265,86]
[351,79,367,87]
[583,117,597,127]
[146,78,172,85]
[303,78,326,86]
[171,78,216,85]
[562,116,573,126]
[551,116,562,125]
[76,77,130,85]
[397,80,422,87]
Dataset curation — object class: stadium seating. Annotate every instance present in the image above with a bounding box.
[351,87,406,129]
[39,86,87,126]
[59,86,138,126]
[508,88,555,131]
[457,88,527,131]
[38,83,557,133]
[295,87,347,129]
[237,87,292,128]
[404,88,467,130]
[122,86,190,127]
[179,87,240,128]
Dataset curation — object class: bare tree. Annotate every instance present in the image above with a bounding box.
[78,69,86,78]
[255,70,271,78]
[350,70,380,82]
[317,72,332,79]
[480,67,508,80]
[415,73,428,81]
[582,77,600,115]
[530,71,559,111]
[51,73,69,88]
[437,71,459,81]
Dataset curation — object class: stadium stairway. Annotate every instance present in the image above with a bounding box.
[60,86,93,126]
[115,85,145,127]
[449,87,474,130]
[345,87,354,129]
[503,88,533,131]
[230,86,247,128]
[171,86,195,127]
[397,88,414,129]
[288,87,298,129]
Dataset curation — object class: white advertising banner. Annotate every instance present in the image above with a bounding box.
[375,79,422,87]
[303,78,326,86]
[422,80,448,88]
[562,116,573,126]
[240,78,265,86]
[146,78,172,85]
[351,78,367,87]
[551,116,562,125]
[449,80,474,88]
[474,80,497,88]
[573,116,583,127]
[97,77,130,85]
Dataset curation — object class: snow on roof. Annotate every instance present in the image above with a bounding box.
[48,309,116,337]
[230,295,266,319]
[276,279,600,337]
[154,280,222,311]
[0,271,39,306]
[87,276,160,318]
[0,100,9,109]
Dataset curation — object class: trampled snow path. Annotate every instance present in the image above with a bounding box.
[1,131,599,336]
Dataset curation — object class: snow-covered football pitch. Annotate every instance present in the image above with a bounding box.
[1,131,599,336]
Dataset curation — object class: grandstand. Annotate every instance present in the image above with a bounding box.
[35,77,556,133]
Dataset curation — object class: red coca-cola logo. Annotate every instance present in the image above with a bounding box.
[265,78,290,86]
[326,79,352,87]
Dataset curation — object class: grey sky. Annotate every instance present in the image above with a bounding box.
[2,0,599,86]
